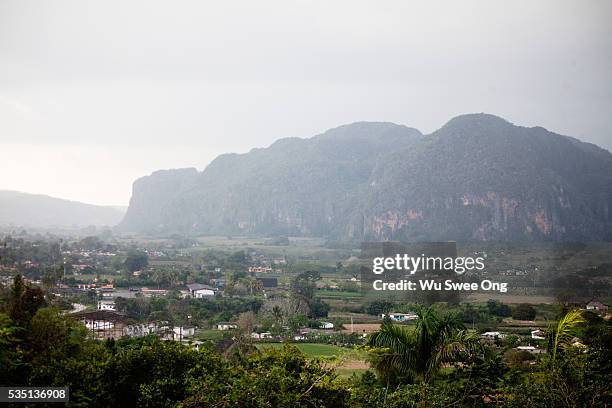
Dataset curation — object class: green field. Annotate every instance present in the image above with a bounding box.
[196,329,226,341]
[316,289,363,298]
[256,343,347,357]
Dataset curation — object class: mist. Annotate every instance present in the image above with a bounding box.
[1,0,611,205]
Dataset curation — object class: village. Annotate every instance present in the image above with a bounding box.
[1,232,611,374]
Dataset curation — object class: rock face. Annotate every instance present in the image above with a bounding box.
[119,114,612,241]
[120,168,199,231]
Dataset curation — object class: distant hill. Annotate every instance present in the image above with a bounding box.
[0,190,125,228]
[119,115,612,241]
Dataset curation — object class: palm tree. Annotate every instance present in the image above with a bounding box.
[272,305,283,326]
[367,306,482,386]
[151,270,164,289]
[168,270,181,288]
[549,309,585,363]
[246,277,263,295]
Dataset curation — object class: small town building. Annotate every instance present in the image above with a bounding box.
[97,300,116,311]
[480,331,506,340]
[586,300,609,312]
[186,283,215,298]
[382,312,418,322]
[250,332,273,340]
[172,326,195,339]
[217,322,238,330]
[140,288,168,297]
[248,266,273,273]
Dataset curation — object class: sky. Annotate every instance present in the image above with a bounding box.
[1,0,611,206]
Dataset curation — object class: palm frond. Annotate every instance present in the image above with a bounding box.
[551,309,585,362]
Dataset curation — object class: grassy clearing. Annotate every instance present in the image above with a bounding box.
[316,289,363,299]
[336,367,369,379]
[256,343,371,379]
[196,329,226,341]
[256,343,347,358]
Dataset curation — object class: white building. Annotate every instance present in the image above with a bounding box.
[97,300,116,311]
[84,319,114,330]
[170,326,195,340]
[186,283,215,298]
[531,329,546,340]
[382,312,418,322]
[216,322,238,331]
[123,323,162,338]
[480,331,506,340]
[250,332,272,339]
[320,322,334,329]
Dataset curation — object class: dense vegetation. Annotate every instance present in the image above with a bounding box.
[1,276,610,407]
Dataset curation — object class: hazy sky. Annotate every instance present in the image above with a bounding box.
[1,0,611,206]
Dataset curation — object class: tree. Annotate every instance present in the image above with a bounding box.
[308,299,330,318]
[272,305,283,326]
[28,307,88,362]
[182,345,350,407]
[366,300,393,316]
[549,309,585,363]
[236,311,256,334]
[486,299,511,317]
[0,313,21,384]
[8,274,46,327]
[291,270,320,300]
[367,306,482,386]
[512,303,536,321]
[124,251,148,273]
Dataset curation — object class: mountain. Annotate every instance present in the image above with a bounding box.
[120,122,422,235]
[119,115,612,241]
[0,190,125,228]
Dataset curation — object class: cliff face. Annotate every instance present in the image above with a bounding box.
[120,168,199,232]
[119,115,612,241]
[357,114,612,241]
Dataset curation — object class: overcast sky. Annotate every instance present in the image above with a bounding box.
[1,0,611,206]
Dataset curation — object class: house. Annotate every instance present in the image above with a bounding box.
[84,319,114,331]
[248,266,272,273]
[586,300,609,312]
[382,312,418,322]
[531,329,546,340]
[480,331,506,340]
[320,322,334,330]
[250,332,272,340]
[169,326,195,340]
[216,322,238,331]
[140,288,168,297]
[97,300,116,311]
[122,323,162,338]
[186,283,215,298]
[516,346,546,354]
